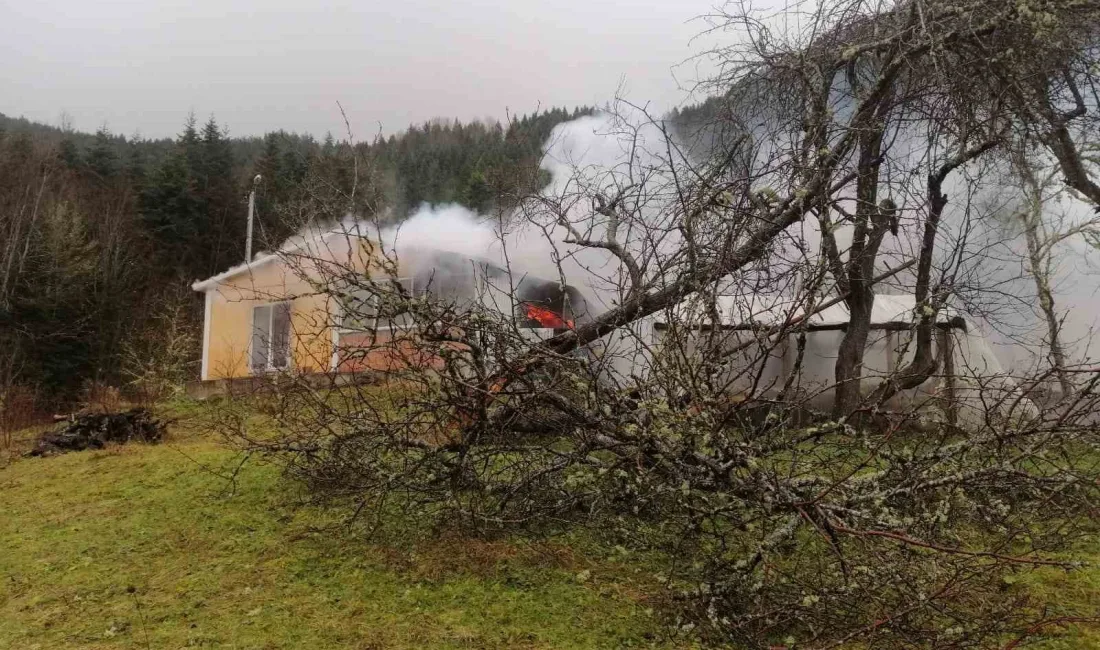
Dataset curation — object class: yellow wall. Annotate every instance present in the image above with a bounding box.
[200,232,380,380]
[202,258,338,379]
[198,237,447,380]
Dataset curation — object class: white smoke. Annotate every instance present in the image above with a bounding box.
[258,106,1100,371]
[387,203,499,260]
[378,111,640,310]
[383,198,612,308]
[251,109,669,314]
[539,112,645,195]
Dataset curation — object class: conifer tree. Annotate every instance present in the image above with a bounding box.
[85,127,119,179]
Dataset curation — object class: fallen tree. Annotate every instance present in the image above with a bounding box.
[221,1,1100,647]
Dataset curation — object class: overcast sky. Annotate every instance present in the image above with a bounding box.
[0,0,720,140]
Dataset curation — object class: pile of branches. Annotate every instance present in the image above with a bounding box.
[222,0,1100,646]
[236,345,1099,647]
[30,408,165,456]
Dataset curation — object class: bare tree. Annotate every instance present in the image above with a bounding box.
[219,1,1100,647]
[1007,148,1100,399]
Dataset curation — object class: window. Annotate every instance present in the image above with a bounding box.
[376,277,417,330]
[339,278,417,332]
[338,289,380,333]
[419,272,477,304]
[251,303,291,372]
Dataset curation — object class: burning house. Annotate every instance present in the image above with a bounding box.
[189,227,590,387]
[190,222,1025,430]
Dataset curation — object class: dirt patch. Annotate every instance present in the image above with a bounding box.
[28,409,166,456]
[374,534,584,583]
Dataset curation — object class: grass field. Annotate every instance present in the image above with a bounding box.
[0,404,678,649]
[0,400,1097,649]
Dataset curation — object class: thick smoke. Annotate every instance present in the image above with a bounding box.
[291,107,1100,371]
[380,112,636,311]
[385,203,499,261]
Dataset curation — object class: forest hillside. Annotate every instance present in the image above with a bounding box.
[0,107,591,416]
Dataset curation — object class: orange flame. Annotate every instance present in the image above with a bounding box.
[524,303,573,329]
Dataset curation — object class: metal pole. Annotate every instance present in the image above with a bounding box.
[246,174,262,263]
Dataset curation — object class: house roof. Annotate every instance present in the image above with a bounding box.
[660,294,960,329]
[190,226,363,293]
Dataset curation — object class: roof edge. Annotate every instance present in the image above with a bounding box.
[190,228,353,292]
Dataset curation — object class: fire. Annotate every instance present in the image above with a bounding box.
[524,303,573,329]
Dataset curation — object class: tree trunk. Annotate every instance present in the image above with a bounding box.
[867,137,1003,406]
[1023,210,1074,398]
[834,288,874,416]
[831,89,891,417]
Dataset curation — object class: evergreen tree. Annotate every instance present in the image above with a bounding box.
[141,119,203,275]
[58,137,81,169]
[125,138,147,187]
[198,116,242,274]
[85,127,120,179]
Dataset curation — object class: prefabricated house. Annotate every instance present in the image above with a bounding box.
[189,228,588,386]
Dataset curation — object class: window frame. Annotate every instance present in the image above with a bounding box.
[336,271,484,336]
[250,301,293,374]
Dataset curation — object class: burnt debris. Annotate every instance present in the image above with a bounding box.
[29,409,166,457]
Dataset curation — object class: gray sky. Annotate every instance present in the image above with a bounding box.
[0,0,718,140]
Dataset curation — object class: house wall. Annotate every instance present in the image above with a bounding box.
[641,324,1031,427]
[329,246,505,375]
[199,239,457,380]
[202,259,338,380]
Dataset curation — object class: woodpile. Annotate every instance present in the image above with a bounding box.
[28,409,165,456]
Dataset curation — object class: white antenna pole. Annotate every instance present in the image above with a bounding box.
[246,174,262,262]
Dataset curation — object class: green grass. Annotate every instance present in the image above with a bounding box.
[0,410,676,649]
[3,400,1099,648]
[1019,547,1100,649]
